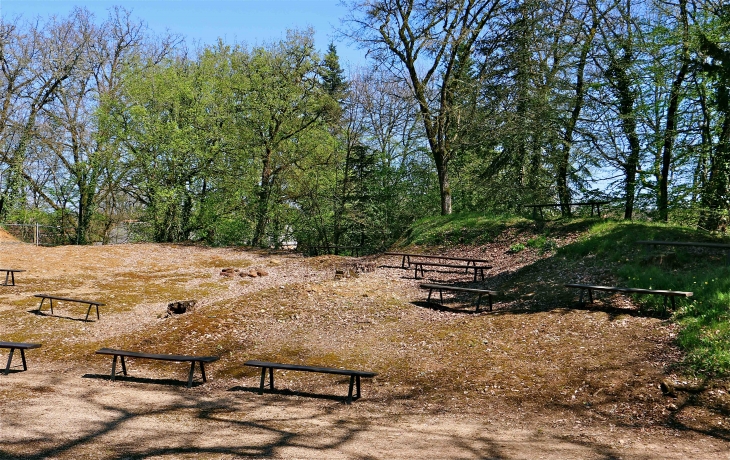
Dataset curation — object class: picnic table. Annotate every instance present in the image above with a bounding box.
[383,252,490,270]
[522,201,611,219]
[0,268,25,286]
[637,240,730,264]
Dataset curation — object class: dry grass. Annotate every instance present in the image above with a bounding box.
[0,236,729,458]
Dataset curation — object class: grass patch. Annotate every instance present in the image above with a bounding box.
[400,212,527,246]
[556,219,730,376]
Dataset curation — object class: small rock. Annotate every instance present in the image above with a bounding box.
[666,403,679,411]
[248,270,258,277]
[257,269,268,276]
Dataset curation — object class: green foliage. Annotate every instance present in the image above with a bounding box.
[557,219,730,375]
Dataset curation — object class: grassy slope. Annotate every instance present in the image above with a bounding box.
[398,213,730,377]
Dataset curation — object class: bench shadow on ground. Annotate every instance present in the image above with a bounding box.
[411,300,484,315]
[27,309,97,322]
[227,385,356,404]
[81,373,206,388]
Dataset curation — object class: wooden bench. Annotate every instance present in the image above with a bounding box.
[565,283,693,312]
[0,269,25,286]
[384,252,490,270]
[244,360,377,404]
[523,200,611,219]
[35,294,105,321]
[96,348,220,388]
[0,341,41,375]
[420,283,499,312]
[412,261,490,281]
[637,240,730,264]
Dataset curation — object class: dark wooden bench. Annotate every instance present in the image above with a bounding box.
[0,341,41,375]
[244,360,377,404]
[420,283,499,312]
[637,240,730,264]
[412,261,490,281]
[523,200,611,219]
[565,283,693,312]
[96,348,220,388]
[384,252,490,270]
[0,268,25,286]
[35,294,105,321]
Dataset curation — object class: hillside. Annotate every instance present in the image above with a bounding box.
[0,218,728,458]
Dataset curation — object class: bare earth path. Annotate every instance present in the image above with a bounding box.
[0,239,728,459]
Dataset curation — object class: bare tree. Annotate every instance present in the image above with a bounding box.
[345,0,504,215]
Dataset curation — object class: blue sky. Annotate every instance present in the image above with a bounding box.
[0,0,367,68]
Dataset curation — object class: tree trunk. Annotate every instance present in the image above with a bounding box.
[657,0,689,222]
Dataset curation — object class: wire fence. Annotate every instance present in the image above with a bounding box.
[1,221,151,246]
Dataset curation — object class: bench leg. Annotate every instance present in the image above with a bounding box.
[187,362,196,388]
[4,347,15,375]
[259,367,266,394]
[111,355,118,380]
[476,294,482,312]
[427,288,433,302]
[10,271,14,286]
[347,375,355,404]
[85,304,92,322]
[200,362,207,382]
[49,299,54,315]
[20,349,27,371]
[37,298,45,313]
[439,289,444,304]
[3,271,9,286]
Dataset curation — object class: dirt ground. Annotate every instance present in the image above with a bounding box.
[0,235,729,459]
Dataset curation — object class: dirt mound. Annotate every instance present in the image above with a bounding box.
[0,227,19,242]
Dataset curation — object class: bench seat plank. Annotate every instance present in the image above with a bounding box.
[96,348,219,388]
[0,341,41,375]
[244,360,377,404]
[35,294,105,321]
[420,283,498,312]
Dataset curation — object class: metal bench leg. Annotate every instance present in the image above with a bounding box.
[85,304,92,322]
[4,347,15,375]
[9,272,14,286]
[20,349,27,370]
[476,294,482,312]
[37,298,45,313]
[401,256,407,268]
[259,367,266,394]
[49,299,54,315]
[427,288,433,302]
[200,362,207,382]
[356,375,362,399]
[588,290,593,303]
[488,294,493,311]
[578,289,584,303]
[347,375,355,404]
[187,362,196,388]
[269,367,274,390]
[3,271,9,286]
[439,289,444,304]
